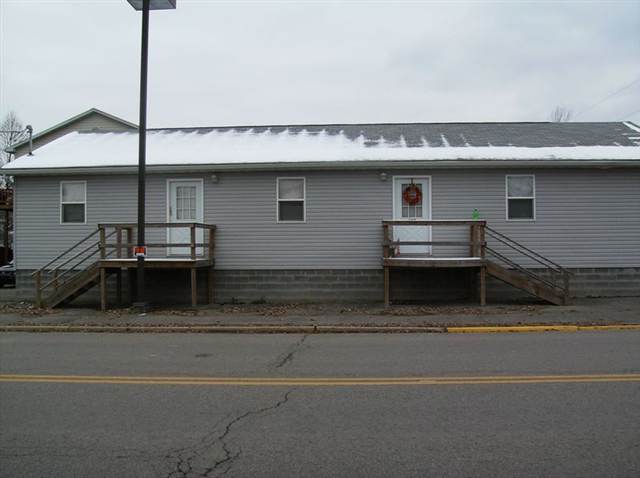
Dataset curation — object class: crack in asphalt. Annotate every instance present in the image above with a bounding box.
[274,334,308,369]
[165,414,232,478]
[200,390,292,477]
[165,390,293,478]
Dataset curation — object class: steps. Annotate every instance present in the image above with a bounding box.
[41,262,101,308]
[486,260,568,305]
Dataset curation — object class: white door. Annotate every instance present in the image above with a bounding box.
[167,180,204,256]
[393,177,431,256]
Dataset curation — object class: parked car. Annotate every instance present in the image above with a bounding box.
[0,260,15,288]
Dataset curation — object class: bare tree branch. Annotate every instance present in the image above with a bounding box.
[0,111,25,188]
[550,106,573,122]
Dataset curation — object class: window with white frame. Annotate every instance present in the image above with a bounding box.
[506,175,535,220]
[60,181,86,224]
[277,178,305,222]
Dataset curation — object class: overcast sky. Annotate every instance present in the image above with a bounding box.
[1,0,639,132]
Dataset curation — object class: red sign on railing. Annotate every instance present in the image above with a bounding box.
[134,246,147,258]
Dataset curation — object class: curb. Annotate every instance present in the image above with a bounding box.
[1,324,639,334]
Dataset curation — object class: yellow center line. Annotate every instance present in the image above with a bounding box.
[1,373,639,386]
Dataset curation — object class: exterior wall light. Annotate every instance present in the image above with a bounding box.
[379,172,388,181]
[211,174,219,184]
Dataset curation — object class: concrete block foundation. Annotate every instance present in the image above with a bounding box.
[12,267,640,307]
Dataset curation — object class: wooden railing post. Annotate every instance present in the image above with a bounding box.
[116,227,122,258]
[208,228,215,261]
[207,227,215,304]
[99,226,106,259]
[382,224,391,259]
[479,222,486,259]
[469,224,476,257]
[53,270,59,291]
[126,227,133,258]
[35,270,42,308]
[190,224,196,260]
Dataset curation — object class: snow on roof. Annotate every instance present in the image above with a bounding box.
[3,125,640,172]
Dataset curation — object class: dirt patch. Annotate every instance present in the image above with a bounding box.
[0,302,56,317]
[147,302,544,318]
[380,304,541,316]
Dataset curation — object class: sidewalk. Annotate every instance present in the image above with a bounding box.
[0,297,638,331]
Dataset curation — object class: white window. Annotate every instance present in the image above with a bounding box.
[60,181,86,224]
[277,177,305,222]
[506,175,535,221]
[175,185,197,220]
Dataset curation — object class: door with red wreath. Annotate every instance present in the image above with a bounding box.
[392,176,431,256]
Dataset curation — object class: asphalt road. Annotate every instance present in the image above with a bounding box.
[1,332,639,477]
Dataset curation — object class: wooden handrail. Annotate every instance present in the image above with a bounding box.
[39,230,117,291]
[382,220,486,226]
[485,226,569,275]
[32,229,100,276]
[51,249,117,291]
[98,222,216,229]
[486,247,563,292]
[51,240,101,273]
[383,240,485,247]
[98,223,217,258]
[104,243,211,249]
[382,220,485,259]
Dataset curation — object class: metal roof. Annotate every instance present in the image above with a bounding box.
[147,121,640,148]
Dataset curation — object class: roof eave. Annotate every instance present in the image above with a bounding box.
[4,158,640,176]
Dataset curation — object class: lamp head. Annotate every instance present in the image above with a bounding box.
[126,0,176,10]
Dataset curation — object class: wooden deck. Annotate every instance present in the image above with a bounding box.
[383,257,485,268]
[33,223,217,310]
[381,220,571,307]
[382,220,488,307]
[100,257,215,269]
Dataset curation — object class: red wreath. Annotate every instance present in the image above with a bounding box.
[403,184,422,206]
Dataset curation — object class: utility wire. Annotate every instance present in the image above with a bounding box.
[574,75,640,119]
[618,107,640,121]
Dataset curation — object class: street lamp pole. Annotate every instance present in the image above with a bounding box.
[135,0,150,308]
[126,0,176,309]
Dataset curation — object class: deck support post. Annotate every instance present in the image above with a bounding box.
[382,223,392,307]
[128,269,135,305]
[100,267,107,312]
[479,266,486,306]
[468,269,476,301]
[383,266,390,307]
[191,268,197,308]
[207,266,214,304]
[208,229,215,304]
[116,269,122,307]
[35,271,42,308]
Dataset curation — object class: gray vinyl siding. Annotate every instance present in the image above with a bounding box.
[14,168,640,270]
